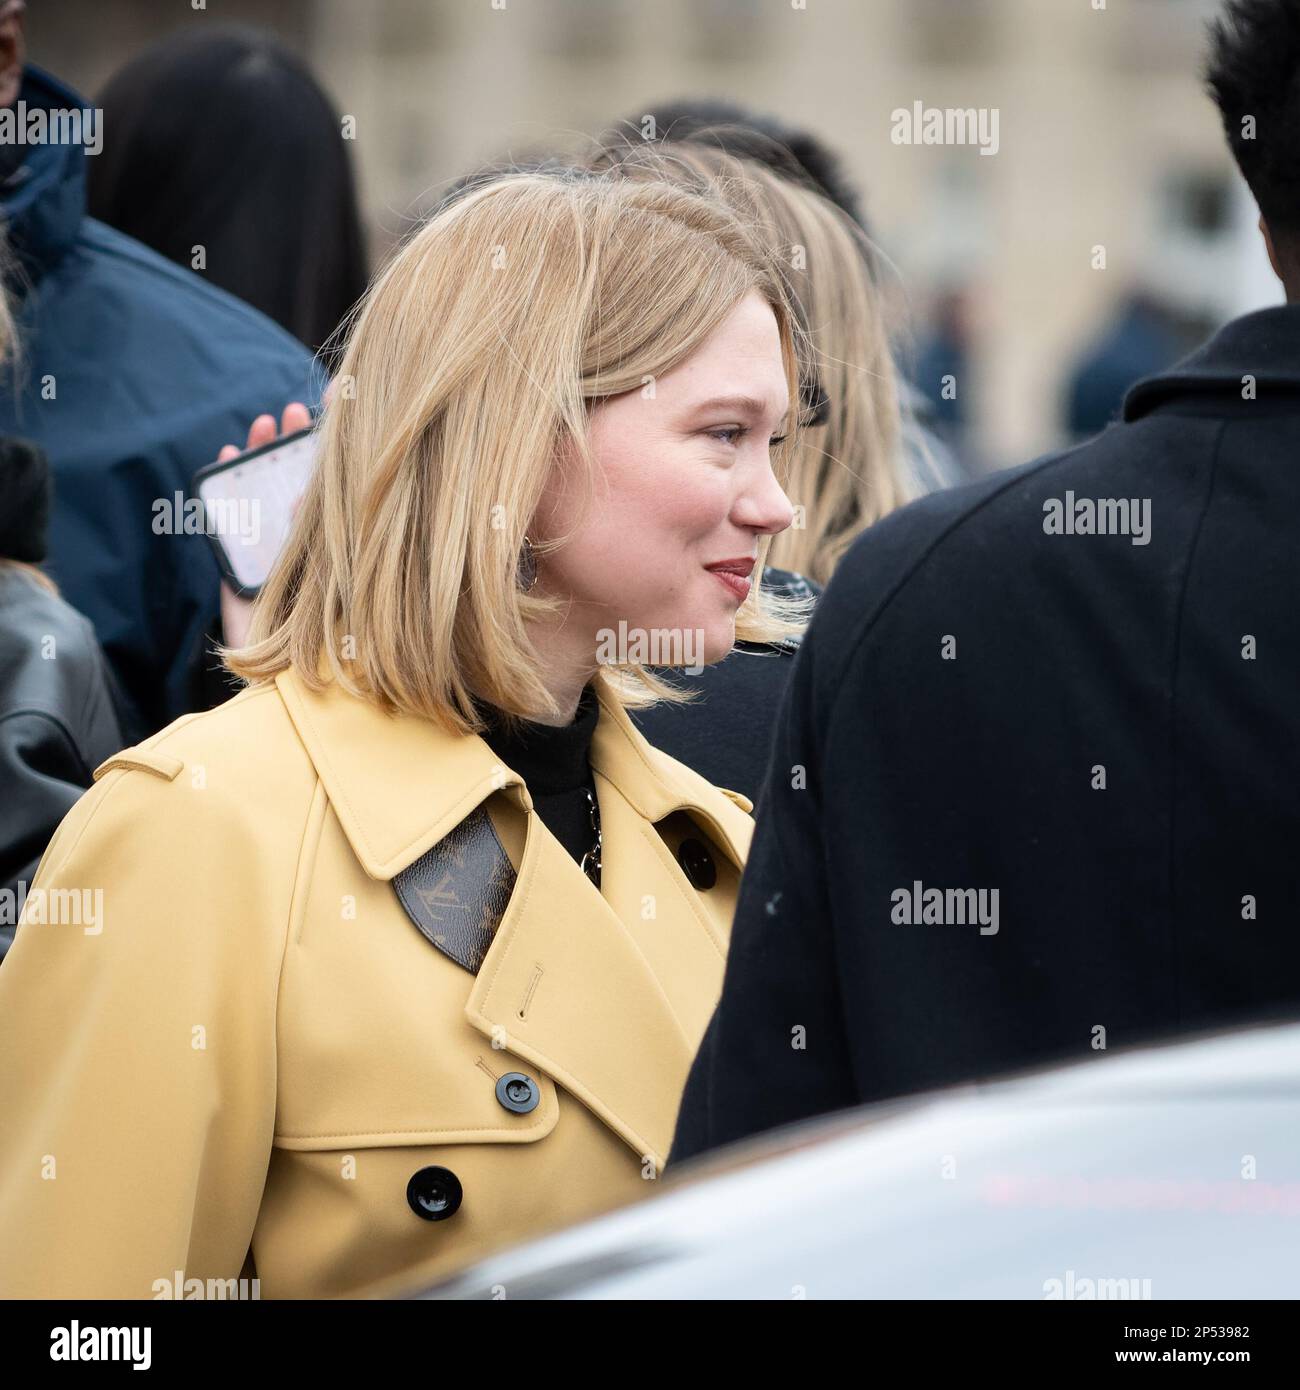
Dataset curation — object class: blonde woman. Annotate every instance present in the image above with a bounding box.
[591,131,911,586]
[586,134,910,797]
[0,170,807,1298]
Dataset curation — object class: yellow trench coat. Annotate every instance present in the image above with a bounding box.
[0,668,753,1298]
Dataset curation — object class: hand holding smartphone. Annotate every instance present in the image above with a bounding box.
[193,410,318,599]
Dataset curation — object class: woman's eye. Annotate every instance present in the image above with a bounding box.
[705,427,788,447]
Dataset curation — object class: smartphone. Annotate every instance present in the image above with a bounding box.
[192,426,318,598]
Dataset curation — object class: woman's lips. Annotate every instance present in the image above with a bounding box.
[705,561,754,603]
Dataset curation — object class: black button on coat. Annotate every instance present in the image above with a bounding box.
[677,838,717,891]
[495,1073,540,1114]
[407,1167,463,1222]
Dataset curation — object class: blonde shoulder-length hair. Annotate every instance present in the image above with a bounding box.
[589,136,908,587]
[227,169,808,735]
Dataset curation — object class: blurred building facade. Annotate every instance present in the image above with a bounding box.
[36,0,1269,467]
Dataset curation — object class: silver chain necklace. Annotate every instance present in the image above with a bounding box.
[579,785,602,888]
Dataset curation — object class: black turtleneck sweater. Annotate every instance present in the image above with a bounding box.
[477,685,600,880]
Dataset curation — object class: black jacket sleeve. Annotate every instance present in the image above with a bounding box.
[1,711,96,879]
[0,580,125,960]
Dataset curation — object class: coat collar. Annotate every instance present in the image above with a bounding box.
[276,664,749,1169]
[1124,304,1300,421]
[274,665,747,880]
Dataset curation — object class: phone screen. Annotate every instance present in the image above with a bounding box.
[194,428,318,595]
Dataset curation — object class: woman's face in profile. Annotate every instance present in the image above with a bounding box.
[534,289,794,668]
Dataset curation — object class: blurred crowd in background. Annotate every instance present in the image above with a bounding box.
[39,0,1275,468]
[2,0,1290,915]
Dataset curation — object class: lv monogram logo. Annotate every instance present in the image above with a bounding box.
[415,874,460,922]
[394,807,517,974]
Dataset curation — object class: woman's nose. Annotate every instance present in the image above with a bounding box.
[735,461,796,537]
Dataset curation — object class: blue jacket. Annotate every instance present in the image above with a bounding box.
[0,67,322,741]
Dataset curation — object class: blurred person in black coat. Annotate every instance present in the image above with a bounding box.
[672,0,1300,1160]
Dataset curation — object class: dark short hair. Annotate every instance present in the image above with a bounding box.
[606,98,870,233]
[1206,0,1300,240]
[88,25,367,355]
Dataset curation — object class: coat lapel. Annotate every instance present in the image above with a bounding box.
[464,807,700,1169]
[465,693,751,1167]
[275,666,529,879]
[275,668,752,1168]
